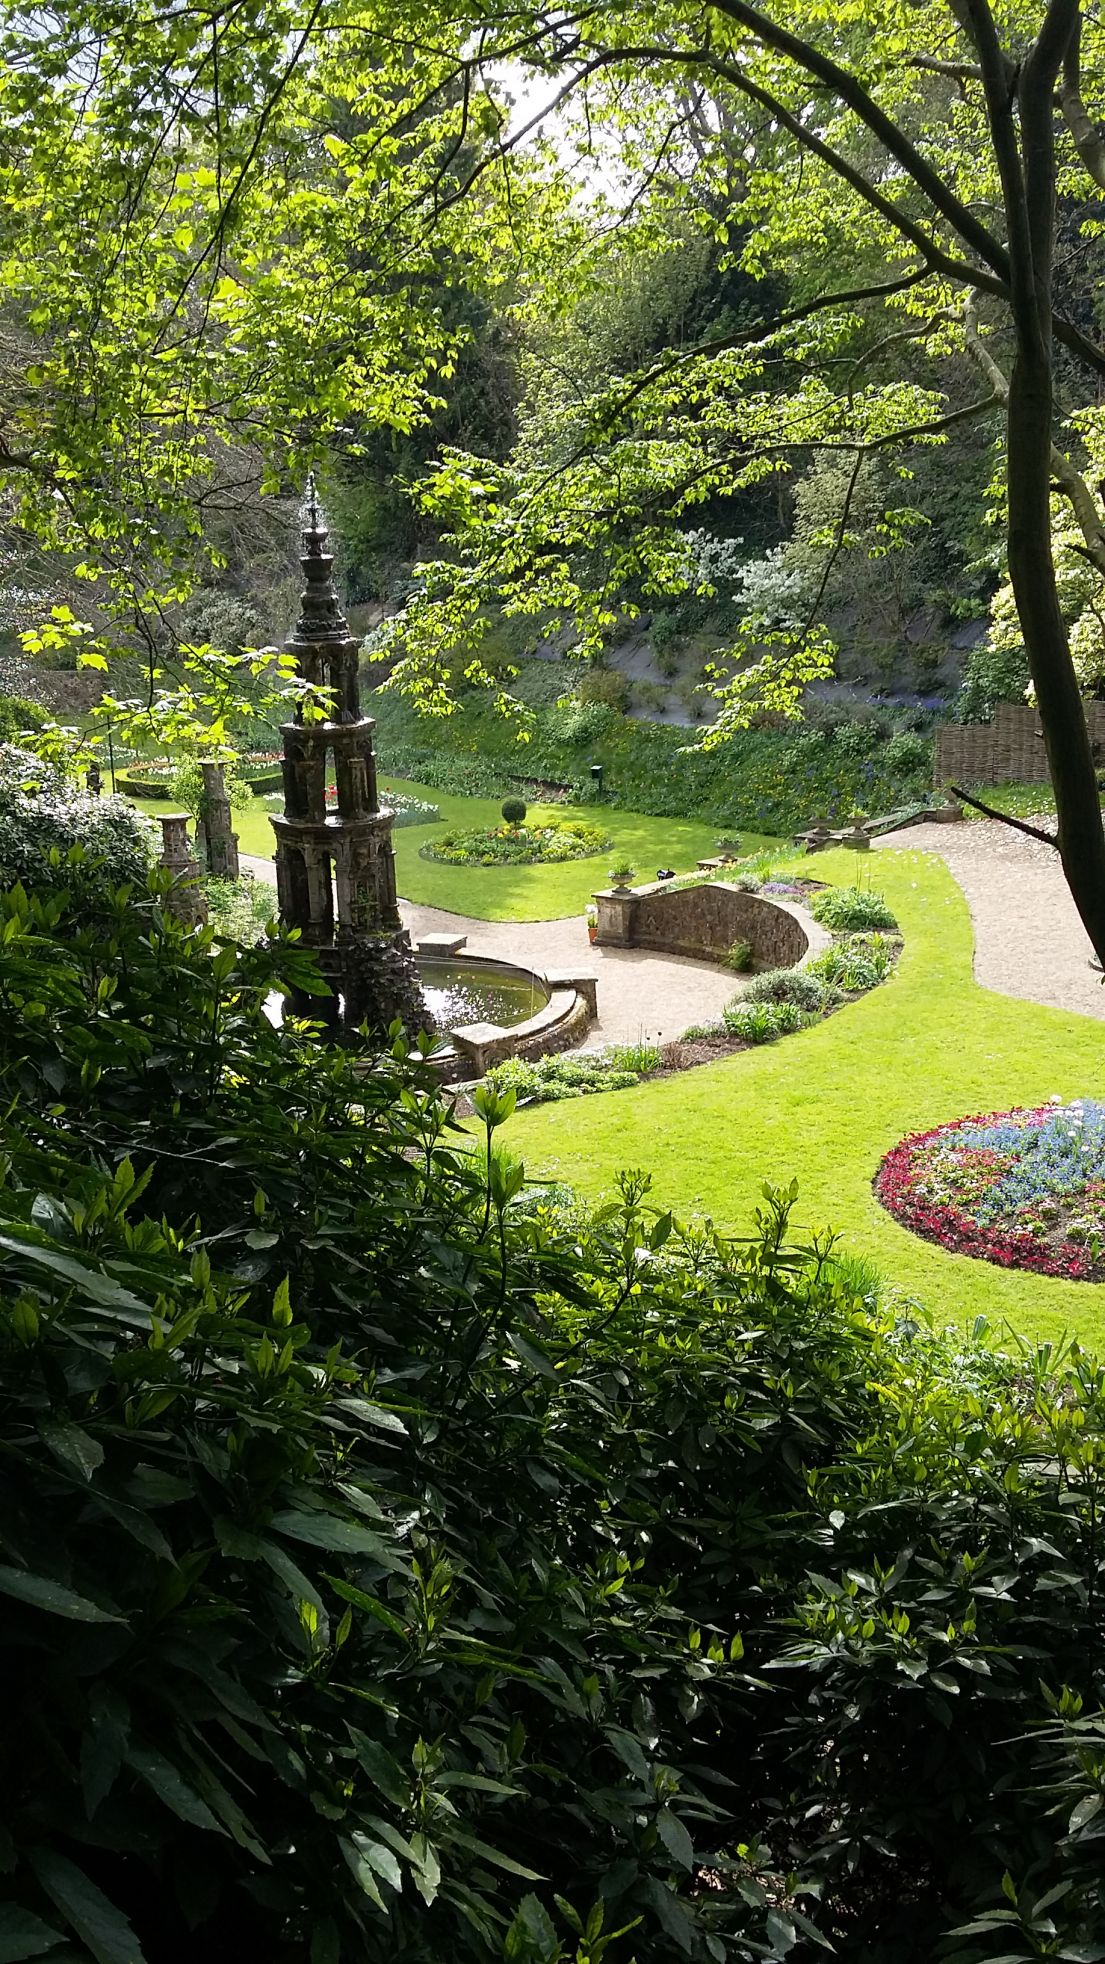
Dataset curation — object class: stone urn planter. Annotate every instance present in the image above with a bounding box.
[608,863,636,892]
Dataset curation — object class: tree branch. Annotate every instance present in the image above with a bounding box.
[703,52,1013,309]
[1059,12,1105,188]
[950,782,1061,847]
[707,0,1011,281]
[964,284,1105,577]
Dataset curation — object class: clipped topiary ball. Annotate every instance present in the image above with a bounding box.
[501,795,527,826]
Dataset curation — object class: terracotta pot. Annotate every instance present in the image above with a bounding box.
[587,924,598,944]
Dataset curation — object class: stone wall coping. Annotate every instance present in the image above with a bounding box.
[418,932,468,957]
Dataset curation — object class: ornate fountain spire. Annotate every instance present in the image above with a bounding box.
[292,468,350,653]
[304,466,324,545]
[270,475,425,1040]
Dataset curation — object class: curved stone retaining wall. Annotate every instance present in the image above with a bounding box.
[594,880,823,968]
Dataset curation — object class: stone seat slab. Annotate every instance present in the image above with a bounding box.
[417,932,468,957]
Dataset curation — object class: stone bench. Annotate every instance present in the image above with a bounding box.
[417,932,468,958]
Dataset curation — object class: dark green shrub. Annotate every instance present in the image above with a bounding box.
[7,887,1105,1957]
[0,693,48,744]
[810,883,899,932]
[501,793,527,825]
[578,666,629,713]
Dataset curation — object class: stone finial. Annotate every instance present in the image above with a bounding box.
[158,813,207,925]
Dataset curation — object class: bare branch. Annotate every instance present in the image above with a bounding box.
[950,782,1061,847]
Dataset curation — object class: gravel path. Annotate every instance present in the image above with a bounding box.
[877,820,1105,1021]
[240,855,738,1044]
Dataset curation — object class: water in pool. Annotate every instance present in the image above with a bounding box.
[419,959,547,1031]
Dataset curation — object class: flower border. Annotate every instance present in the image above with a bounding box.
[874,1106,1094,1282]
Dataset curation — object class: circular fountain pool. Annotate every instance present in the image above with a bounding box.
[419,957,549,1032]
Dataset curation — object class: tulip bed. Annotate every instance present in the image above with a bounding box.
[875,1101,1105,1282]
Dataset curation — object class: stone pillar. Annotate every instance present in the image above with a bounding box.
[159,813,207,925]
[199,762,240,879]
[593,887,636,946]
[302,844,335,945]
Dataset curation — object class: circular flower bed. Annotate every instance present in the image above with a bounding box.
[875,1101,1105,1281]
[422,819,612,867]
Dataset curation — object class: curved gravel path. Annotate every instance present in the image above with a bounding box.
[876,820,1105,1022]
[241,855,738,1045]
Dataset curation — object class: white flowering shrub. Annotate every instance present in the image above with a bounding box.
[0,745,157,903]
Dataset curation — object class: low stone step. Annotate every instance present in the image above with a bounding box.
[417,932,468,958]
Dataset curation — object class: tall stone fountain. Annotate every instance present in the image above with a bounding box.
[271,478,426,1038]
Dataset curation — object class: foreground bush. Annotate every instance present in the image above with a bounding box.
[2,884,1105,1959]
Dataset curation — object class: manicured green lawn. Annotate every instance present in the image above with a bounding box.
[136,777,1105,1342]
[157,779,776,922]
[503,845,1105,1346]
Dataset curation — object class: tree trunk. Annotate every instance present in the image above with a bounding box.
[1006,347,1105,961]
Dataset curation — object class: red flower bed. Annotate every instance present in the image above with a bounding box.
[874,1106,1098,1282]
